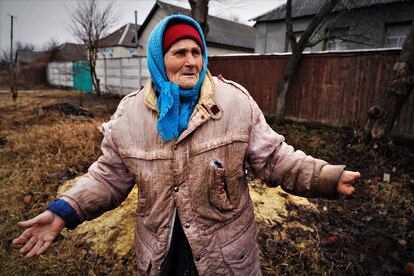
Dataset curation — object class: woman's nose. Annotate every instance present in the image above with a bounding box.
[185,53,196,66]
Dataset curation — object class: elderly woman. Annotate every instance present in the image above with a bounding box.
[13,15,360,275]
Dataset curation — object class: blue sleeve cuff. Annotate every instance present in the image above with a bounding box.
[47,199,81,230]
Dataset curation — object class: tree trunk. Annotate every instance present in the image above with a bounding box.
[364,22,414,142]
[89,48,101,96]
[189,0,209,36]
[275,0,340,124]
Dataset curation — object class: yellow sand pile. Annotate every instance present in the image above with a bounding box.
[58,177,316,259]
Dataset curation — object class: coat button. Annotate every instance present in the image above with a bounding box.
[172,145,178,151]
[195,256,200,262]
[184,223,190,228]
[173,186,179,192]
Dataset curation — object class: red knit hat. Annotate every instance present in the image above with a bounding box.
[163,23,203,53]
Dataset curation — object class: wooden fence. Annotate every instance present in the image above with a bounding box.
[208,49,414,139]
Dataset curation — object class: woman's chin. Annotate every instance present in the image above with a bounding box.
[178,79,198,89]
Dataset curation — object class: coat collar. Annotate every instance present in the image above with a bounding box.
[144,70,223,120]
[143,70,223,144]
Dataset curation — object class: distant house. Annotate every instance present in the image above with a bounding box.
[136,0,255,56]
[51,43,87,61]
[16,50,51,66]
[253,0,414,53]
[97,23,141,58]
[16,43,87,66]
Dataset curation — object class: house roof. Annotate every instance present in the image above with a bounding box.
[54,43,87,61]
[17,43,87,63]
[99,23,141,48]
[253,0,411,22]
[16,50,51,64]
[138,0,255,51]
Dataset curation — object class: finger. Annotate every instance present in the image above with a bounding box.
[351,172,361,180]
[26,240,44,258]
[20,236,37,254]
[338,183,355,196]
[346,185,355,195]
[12,228,33,245]
[18,211,51,228]
[18,218,39,228]
[36,241,51,256]
[340,186,354,196]
[342,171,360,183]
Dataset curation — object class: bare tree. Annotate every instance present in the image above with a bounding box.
[1,41,37,100]
[69,0,116,96]
[16,42,35,52]
[0,42,35,65]
[189,0,209,36]
[42,39,60,52]
[42,39,62,61]
[275,0,341,123]
[364,22,414,143]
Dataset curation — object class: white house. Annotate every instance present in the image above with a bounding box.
[253,0,414,53]
[136,0,256,56]
[97,23,141,58]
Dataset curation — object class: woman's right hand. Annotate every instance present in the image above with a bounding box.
[12,210,65,258]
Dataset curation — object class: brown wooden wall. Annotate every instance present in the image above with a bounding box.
[208,49,414,139]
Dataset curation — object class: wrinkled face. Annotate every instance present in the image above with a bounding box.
[164,39,203,89]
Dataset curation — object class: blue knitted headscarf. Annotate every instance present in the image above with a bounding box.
[147,15,208,142]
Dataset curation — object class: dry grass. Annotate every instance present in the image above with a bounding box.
[0,89,131,275]
[1,89,413,275]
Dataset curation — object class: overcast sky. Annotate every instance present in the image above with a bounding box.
[0,0,284,52]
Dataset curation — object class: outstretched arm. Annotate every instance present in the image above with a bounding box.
[246,93,359,199]
[13,119,135,258]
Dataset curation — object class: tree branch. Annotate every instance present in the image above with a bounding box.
[296,0,340,53]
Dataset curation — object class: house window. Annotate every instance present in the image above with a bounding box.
[324,27,349,51]
[129,48,138,57]
[326,39,347,50]
[100,48,113,58]
[385,23,411,48]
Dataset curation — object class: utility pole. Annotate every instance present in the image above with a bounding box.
[134,10,139,57]
[9,14,17,101]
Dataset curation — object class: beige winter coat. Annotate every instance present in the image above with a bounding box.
[61,71,345,275]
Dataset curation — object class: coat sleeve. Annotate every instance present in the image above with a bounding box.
[245,95,344,199]
[60,120,135,223]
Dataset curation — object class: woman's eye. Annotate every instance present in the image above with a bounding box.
[175,51,186,57]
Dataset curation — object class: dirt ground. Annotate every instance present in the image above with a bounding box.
[0,89,413,275]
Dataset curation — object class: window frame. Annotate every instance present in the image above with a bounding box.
[384,21,412,48]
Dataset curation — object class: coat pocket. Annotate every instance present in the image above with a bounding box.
[209,160,241,211]
[119,148,173,217]
[135,230,153,275]
[221,220,260,275]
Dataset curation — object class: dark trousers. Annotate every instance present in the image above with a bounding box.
[159,213,199,276]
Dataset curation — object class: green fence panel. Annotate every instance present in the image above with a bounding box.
[73,61,92,93]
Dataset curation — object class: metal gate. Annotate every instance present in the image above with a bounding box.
[73,61,92,93]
